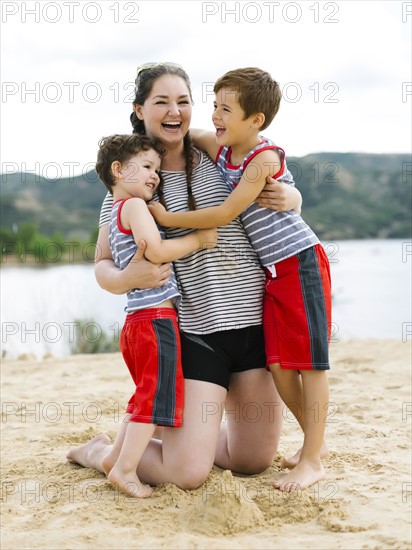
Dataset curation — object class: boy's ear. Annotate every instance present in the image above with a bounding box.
[252,112,265,128]
[111,160,123,179]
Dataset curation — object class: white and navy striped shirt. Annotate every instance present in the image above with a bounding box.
[99,150,265,334]
[215,137,319,268]
[109,198,181,313]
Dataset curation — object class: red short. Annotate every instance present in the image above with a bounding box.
[263,245,332,370]
[120,308,184,427]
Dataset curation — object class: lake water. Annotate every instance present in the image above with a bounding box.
[1,240,411,359]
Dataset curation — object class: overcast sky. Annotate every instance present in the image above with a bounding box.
[1,0,411,178]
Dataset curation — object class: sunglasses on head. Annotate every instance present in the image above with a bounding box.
[135,62,183,83]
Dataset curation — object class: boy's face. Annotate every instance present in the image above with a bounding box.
[212,87,255,148]
[119,149,161,202]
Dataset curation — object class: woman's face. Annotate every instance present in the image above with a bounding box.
[134,74,192,147]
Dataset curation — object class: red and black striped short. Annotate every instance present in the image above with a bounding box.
[263,244,332,370]
[121,308,184,427]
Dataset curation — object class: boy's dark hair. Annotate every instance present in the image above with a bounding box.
[96,134,165,195]
[214,67,281,130]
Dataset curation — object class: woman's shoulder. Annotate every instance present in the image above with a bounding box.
[194,147,217,171]
[99,192,114,227]
[102,191,114,205]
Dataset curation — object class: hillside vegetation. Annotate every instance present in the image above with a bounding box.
[1,152,410,262]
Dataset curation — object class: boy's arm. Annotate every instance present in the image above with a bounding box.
[122,198,216,263]
[190,128,220,161]
[149,150,281,229]
[189,130,301,213]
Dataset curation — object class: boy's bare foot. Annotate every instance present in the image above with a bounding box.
[108,466,153,498]
[273,460,325,492]
[66,434,111,471]
[280,440,329,469]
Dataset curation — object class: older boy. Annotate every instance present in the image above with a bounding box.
[149,67,332,492]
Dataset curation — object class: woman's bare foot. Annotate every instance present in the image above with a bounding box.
[280,440,329,469]
[108,465,153,498]
[273,460,325,492]
[66,434,112,472]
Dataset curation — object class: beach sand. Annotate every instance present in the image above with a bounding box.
[1,340,411,549]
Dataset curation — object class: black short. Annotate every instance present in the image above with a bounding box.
[180,325,266,390]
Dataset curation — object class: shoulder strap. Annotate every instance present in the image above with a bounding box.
[243,142,286,179]
[116,198,133,235]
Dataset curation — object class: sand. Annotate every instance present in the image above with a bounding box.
[1,339,411,549]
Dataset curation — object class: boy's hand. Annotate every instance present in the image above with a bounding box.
[148,202,167,224]
[196,228,218,249]
[255,177,301,213]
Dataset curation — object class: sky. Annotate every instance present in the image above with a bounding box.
[1,0,411,178]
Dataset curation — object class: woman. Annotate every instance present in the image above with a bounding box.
[68,63,302,490]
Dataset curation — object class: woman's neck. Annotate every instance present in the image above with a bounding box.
[160,142,186,171]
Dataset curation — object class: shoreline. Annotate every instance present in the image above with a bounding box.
[0,256,95,268]
[1,337,408,363]
[1,237,410,268]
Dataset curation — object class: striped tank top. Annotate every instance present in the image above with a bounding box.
[100,150,265,334]
[215,136,319,268]
[109,198,181,313]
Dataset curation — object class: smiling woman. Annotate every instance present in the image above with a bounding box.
[67,62,302,495]
[130,65,198,210]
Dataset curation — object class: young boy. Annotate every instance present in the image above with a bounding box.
[149,68,332,492]
[95,134,216,498]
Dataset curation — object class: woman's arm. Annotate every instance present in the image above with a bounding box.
[256,178,302,214]
[190,128,220,160]
[94,223,172,294]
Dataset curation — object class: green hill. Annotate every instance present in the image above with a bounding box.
[1,153,411,245]
[286,152,411,239]
[0,170,106,241]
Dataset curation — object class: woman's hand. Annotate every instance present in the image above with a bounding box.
[123,240,172,289]
[94,224,171,294]
[255,177,302,214]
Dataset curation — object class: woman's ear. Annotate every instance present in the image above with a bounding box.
[134,104,144,121]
